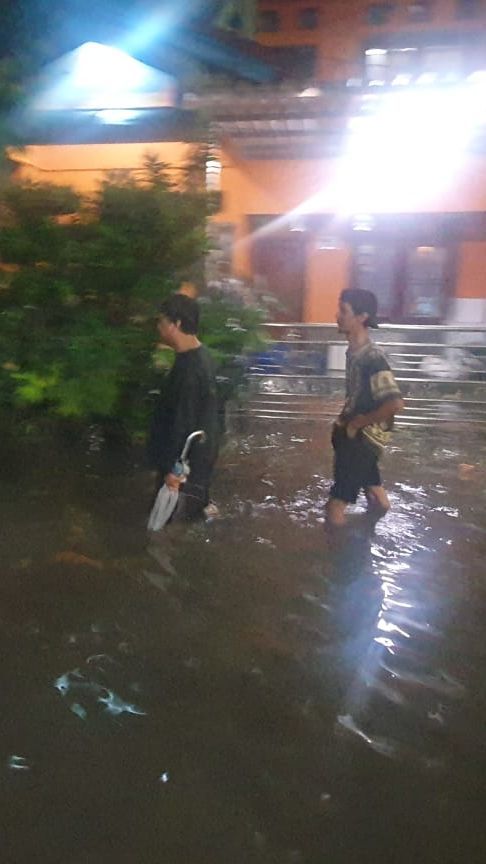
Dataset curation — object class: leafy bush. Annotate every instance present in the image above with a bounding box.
[0,162,265,439]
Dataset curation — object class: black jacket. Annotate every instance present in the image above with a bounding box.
[147,346,219,491]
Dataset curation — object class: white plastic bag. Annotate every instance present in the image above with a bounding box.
[147,485,180,532]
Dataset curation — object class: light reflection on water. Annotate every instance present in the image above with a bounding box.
[0,425,486,863]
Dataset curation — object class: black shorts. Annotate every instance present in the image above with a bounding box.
[153,475,209,523]
[330,424,382,504]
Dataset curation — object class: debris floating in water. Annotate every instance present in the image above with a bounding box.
[8,755,30,771]
[98,689,146,717]
[53,551,103,570]
[54,669,85,696]
[54,668,146,718]
[159,772,170,783]
[458,463,475,481]
[70,703,88,720]
[337,714,398,758]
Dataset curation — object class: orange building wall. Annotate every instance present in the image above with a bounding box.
[217,146,486,321]
[8,142,194,193]
[256,0,323,49]
[215,148,330,278]
[456,241,486,299]
[254,0,486,319]
[257,0,486,81]
[9,138,486,323]
[219,149,486,222]
[304,245,351,322]
[318,0,485,78]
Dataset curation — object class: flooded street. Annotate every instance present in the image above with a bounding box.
[1,423,486,864]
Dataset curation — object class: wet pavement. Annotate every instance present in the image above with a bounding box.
[1,423,486,864]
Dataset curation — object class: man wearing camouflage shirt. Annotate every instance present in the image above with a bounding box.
[326,289,404,527]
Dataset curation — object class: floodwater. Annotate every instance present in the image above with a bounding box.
[1,423,486,864]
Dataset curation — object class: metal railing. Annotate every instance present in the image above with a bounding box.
[238,323,486,427]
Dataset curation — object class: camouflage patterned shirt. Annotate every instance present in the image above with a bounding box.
[341,341,402,453]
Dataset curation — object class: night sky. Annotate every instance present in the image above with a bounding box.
[0,0,228,65]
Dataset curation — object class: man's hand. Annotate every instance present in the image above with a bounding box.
[346,398,404,439]
[164,472,184,491]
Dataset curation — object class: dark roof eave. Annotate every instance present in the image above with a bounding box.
[167,27,279,83]
[12,107,199,146]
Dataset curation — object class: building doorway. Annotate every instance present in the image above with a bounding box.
[250,219,306,322]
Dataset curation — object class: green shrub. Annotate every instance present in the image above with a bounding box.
[0,163,265,439]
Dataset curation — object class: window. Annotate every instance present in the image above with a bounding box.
[227,12,243,30]
[367,4,394,25]
[364,43,463,85]
[403,246,448,318]
[420,45,462,82]
[456,0,479,18]
[353,242,450,321]
[407,1,432,22]
[270,45,318,79]
[365,47,418,85]
[257,10,281,32]
[298,7,319,29]
[354,245,398,318]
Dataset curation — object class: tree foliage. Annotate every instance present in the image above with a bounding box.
[0,159,264,436]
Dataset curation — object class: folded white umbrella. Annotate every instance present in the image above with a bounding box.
[147,430,206,532]
[147,487,180,532]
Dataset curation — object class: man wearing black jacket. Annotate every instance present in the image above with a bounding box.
[147,293,219,521]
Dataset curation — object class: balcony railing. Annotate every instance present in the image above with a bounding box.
[238,322,486,426]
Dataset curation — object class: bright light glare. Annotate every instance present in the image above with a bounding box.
[74,43,149,91]
[416,72,436,86]
[336,84,486,212]
[205,158,222,192]
[33,42,176,111]
[391,74,411,86]
[95,109,139,124]
[468,70,486,85]
[234,80,486,256]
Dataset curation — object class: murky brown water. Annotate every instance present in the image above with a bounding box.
[1,424,486,864]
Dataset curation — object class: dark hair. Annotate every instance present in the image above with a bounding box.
[340,289,379,328]
[159,293,200,335]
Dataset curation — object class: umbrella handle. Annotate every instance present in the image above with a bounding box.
[179,429,206,463]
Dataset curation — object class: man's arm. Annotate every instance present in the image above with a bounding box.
[164,370,202,489]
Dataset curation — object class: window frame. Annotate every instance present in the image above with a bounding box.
[366,3,395,26]
[351,237,455,324]
[257,8,281,33]
[363,42,464,85]
[406,1,433,23]
[456,0,480,19]
[297,7,319,30]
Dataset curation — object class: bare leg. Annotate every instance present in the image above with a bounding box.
[365,485,390,520]
[326,497,348,527]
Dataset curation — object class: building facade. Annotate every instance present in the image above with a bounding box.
[218,0,486,324]
[9,1,486,324]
